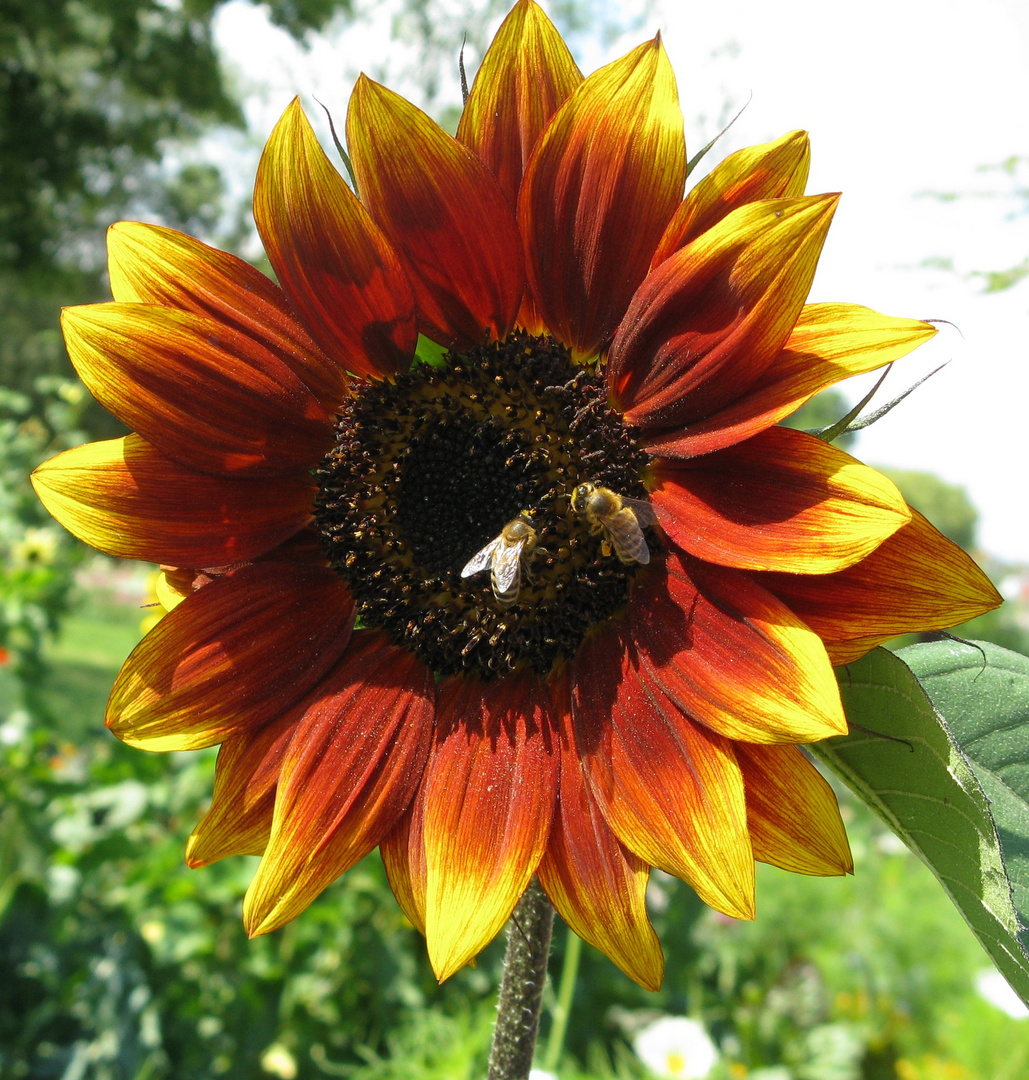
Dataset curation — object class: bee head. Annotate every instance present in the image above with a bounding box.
[571,482,596,514]
[573,483,619,518]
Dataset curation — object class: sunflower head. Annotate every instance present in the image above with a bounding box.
[31,0,1001,989]
[314,329,656,678]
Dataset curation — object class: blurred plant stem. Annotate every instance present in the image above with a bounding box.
[486,877,555,1080]
[543,922,582,1073]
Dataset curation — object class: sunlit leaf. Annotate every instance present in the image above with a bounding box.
[813,645,1029,1005]
[904,639,1029,951]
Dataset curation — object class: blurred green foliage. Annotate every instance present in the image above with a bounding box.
[0,377,90,691]
[785,388,857,449]
[878,469,979,552]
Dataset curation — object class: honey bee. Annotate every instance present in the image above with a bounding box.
[571,483,657,565]
[460,513,539,606]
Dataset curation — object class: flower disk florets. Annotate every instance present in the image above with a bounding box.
[314,332,654,678]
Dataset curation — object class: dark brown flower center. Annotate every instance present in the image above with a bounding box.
[313,331,655,679]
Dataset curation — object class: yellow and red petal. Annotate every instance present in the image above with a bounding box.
[456,0,582,207]
[572,624,755,920]
[646,303,937,459]
[519,35,685,358]
[630,550,845,744]
[759,509,1003,665]
[736,743,853,876]
[381,796,429,936]
[244,631,435,936]
[62,303,331,478]
[538,672,664,990]
[185,709,299,867]
[651,130,811,267]
[610,195,839,431]
[256,99,418,380]
[31,435,315,566]
[106,221,348,409]
[106,562,354,751]
[652,426,911,575]
[347,77,524,349]
[421,671,559,981]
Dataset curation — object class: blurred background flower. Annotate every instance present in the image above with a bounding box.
[633,1016,718,1079]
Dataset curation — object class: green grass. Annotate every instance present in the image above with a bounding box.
[37,601,143,735]
[48,603,144,670]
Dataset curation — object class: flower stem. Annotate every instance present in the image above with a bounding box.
[486,876,555,1080]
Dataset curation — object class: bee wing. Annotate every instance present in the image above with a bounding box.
[461,536,501,578]
[613,513,651,564]
[620,495,659,529]
[490,538,525,593]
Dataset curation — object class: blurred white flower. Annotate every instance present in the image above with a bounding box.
[261,1043,298,1079]
[529,1070,559,1080]
[975,969,1029,1019]
[633,1016,719,1079]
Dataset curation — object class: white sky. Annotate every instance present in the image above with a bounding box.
[211,0,1029,562]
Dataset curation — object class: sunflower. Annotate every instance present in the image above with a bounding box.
[32,0,1000,990]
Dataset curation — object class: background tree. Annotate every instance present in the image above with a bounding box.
[0,0,354,407]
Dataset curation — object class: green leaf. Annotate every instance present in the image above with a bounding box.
[902,640,1029,948]
[811,646,1029,1004]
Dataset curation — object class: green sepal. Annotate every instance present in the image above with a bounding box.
[413,334,448,369]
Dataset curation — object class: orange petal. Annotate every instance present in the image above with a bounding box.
[610,195,839,431]
[185,709,298,867]
[572,624,755,920]
[422,671,559,981]
[107,562,354,751]
[244,631,435,936]
[347,77,524,349]
[106,221,349,409]
[538,671,663,990]
[457,0,582,208]
[256,99,417,379]
[651,130,810,266]
[381,797,429,936]
[519,35,685,358]
[31,435,315,565]
[630,550,845,744]
[759,509,1003,665]
[63,303,331,478]
[646,303,937,459]
[737,744,853,876]
[652,425,911,574]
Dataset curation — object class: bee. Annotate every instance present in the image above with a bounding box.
[460,513,539,606]
[571,483,657,565]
